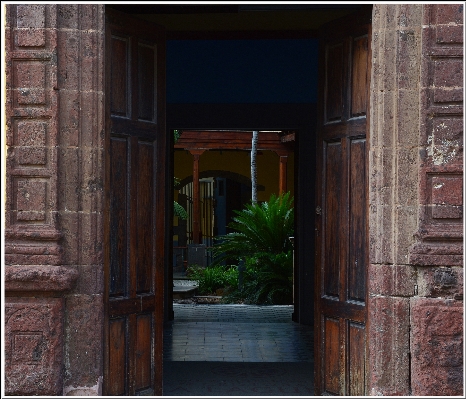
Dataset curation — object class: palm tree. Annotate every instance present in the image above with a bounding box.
[251,130,258,203]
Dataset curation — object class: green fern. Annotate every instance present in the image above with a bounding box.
[213,192,294,305]
[213,192,294,263]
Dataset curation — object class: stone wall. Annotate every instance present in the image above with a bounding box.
[410,4,463,396]
[369,4,463,396]
[4,4,105,396]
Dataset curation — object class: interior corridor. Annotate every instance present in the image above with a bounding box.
[163,304,314,396]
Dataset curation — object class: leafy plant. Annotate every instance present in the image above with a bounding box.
[174,200,188,220]
[213,192,294,305]
[213,192,294,263]
[187,264,238,295]
[233,251,293,305]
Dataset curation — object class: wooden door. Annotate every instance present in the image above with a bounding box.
[315,6,372,396]
[104,8,166,396]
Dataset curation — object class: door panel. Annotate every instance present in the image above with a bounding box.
[349,139,367,302]
[315,6,372,396]
[323,141,343,298]
[104,8,166,396]
[108,318,126,396]
[351,36,369,117]
[324,317,340,394]
[348,322,366,396]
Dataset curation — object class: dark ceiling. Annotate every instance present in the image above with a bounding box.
[107,4,363,34]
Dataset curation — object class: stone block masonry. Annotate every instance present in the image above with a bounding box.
[370,3,463,396]
[4,4,106,396]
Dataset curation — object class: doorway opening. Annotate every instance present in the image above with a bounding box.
[104,3,371,396]
[172,128,295,279]
[165,128,312,395]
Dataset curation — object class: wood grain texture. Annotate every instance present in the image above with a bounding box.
[109,138,127,297]
[105,8,165,396]
[351,36,368,117]
[315,5,372,396]
[110,37,128,117]
[108,318,126,395]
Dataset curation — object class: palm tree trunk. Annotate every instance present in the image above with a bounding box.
[251,130,258,203]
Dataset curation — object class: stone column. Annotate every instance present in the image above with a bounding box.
[369,4,463,396]
[4,4,105,396]
[368,6,422,394]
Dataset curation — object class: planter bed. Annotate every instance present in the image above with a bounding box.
[193,295,223,304]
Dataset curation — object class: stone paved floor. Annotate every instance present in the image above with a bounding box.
[164,304,314,362]
[163,304,315,396]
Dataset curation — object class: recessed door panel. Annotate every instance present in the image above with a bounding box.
[324,141,343,298]
[348,321,366,396]
[349,138,367,302]
[324,317,341,394]
[351,36,369,117]
[110,36,129,117]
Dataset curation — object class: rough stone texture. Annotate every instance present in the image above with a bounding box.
[4,4,106,396]
[55,4,106,394]
[411,298,463,396]
[5,297,65,395]
[63,294,104,390]
[370,4,463,397]
[417,266,463,299]
[370,3,422,268]
[63,377,102,396]
[368,5,423,394]
[368,264,416,297]
[368,296,411,396]
[4,4,62,265]
[4,265,78,292]
[4,5,67,396]
[409,3,463,265]
[409,9,464,396]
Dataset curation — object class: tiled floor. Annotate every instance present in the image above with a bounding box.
[163,304,314,362]
[163,304,315,396]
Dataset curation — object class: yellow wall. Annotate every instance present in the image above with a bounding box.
[174,149,294,203]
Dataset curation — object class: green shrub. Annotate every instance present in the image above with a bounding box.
[224,251,293,305]
[187,264,238,295]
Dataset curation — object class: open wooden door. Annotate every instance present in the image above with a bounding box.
[315,6,372,396]
[104,8,166,396]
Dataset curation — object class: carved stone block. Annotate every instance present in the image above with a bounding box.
[15,179,47,222]
[411,298,463,396]
[5,297,64,395]
[16,4,46,28]
[16,29,46,47]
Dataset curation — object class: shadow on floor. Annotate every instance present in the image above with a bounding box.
[163,361,315,396]
[163,304,315,396]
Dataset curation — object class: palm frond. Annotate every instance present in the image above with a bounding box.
[213,193,294,305]
[174,201,188,220]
